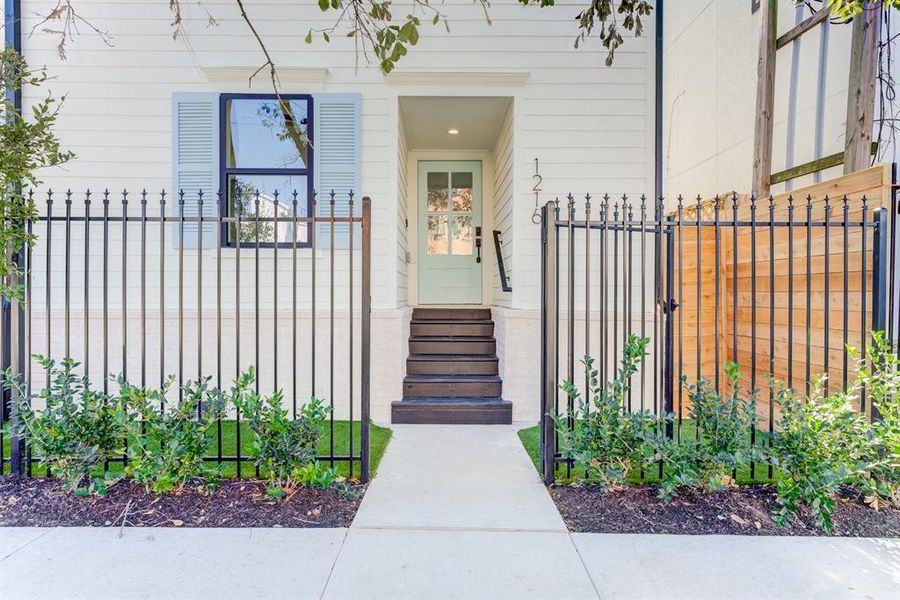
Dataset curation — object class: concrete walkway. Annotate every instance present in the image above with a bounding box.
[3,424,900,599]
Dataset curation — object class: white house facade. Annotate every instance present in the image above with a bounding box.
[6,0,890,424]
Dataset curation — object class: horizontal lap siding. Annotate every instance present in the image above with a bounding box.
[397,119,409,307]
[22,0,654,317]
[492,101,514,307]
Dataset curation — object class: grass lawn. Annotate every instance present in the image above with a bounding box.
[2,420,392,480]
[518,422,777,485]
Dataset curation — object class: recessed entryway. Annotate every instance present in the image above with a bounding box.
[398,95,514,308]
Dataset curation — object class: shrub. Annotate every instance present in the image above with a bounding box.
[660,363,761,499]
[557,335,657,490]
[770,376,870,531]
[231,367,332,498]
[118,375,227,493]
[855,332,900,509]
[3,356,122,495]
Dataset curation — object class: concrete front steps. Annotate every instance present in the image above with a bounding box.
[391,308,512,424]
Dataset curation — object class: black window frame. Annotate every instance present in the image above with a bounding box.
[219,92,315,248]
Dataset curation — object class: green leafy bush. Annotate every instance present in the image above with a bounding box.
[231,367,332,497]
[770,377,870,531]
[557,335,657,490]
[3,356,122,494]
[660,363,761,499]
[118,375,227,493]
[854,332,900,509]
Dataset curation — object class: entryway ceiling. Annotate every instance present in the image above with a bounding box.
[399,96,511,151]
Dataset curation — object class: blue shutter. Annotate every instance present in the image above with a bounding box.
[172,92,219,248]
[314,93,361,248]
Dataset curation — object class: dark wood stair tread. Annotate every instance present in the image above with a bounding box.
[407,354,498,361]
[404,374,501,383]
[391,397,512,424]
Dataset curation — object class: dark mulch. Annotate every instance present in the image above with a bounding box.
[0,476,364,528]
[550,484,900,537]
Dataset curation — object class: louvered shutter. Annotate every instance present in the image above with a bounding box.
[172,92,219,248]
[314,94,361,248]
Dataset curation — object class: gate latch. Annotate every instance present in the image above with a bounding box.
[662,298,679,314]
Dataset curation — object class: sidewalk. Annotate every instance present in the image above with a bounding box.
[2,425,899,599]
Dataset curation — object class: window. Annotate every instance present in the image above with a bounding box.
[220,94,314,247]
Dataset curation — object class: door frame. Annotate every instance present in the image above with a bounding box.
[405,151,495,307]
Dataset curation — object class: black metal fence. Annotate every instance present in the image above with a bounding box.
[540,192,892,484]
[1,189,372,481]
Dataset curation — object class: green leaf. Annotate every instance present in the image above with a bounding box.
[318,0,329,10]
[305,30,313,44]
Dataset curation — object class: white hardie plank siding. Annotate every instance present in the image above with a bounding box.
[491,100,514,308]
[396,118,410,308]
[20,0,656,422]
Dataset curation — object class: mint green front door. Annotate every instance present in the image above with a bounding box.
[418,161,483,305]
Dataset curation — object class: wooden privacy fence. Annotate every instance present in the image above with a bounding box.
[540,165,894,484]
[674,164,894,421]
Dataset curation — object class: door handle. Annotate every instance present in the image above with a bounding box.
[475,227,482,263]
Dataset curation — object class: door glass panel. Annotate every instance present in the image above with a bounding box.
[451,215,473,255]
[427,172,449,212]
[451,172,473,212]
[426,215,449,255]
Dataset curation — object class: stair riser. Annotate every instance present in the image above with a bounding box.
[410,323,494,337]
[412,308,492,321]
[406,360,498,376]
[410,340,496,355]
[391,403,512,425]
[404,381,502,398]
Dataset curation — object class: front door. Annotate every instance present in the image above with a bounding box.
[418,161,483,304]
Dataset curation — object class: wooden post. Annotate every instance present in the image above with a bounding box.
[752,0,778,197]
[844,6,881,174]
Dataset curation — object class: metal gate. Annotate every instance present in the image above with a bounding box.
[539,192,889,485]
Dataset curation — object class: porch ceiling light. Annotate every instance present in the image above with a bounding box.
[447,128,460,135]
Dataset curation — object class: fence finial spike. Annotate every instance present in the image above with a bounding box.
[861,194,868,206]
[330,190,336,204]
[787,194,794,208]
[349,190,355,203]
[842,194,849,208]
[160,189,166,203]
[272,189,279,201]
[122,189,128,202]
[823,194,830,207]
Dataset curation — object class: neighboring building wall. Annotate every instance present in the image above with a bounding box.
[663,0,858,200]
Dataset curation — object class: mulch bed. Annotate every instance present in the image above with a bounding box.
[550,484,900,537]
[0,476,364,528]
